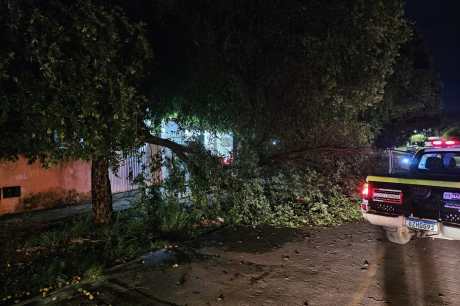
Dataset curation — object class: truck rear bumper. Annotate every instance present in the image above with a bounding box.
[363,212,460,240]
[363,212,405,228]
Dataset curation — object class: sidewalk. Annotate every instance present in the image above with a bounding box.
[0,190,139,231]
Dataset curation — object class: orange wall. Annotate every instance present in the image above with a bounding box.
[0,157,91,214]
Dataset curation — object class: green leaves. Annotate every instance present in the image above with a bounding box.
[371,30,441,146]
[0,0,152,163]
[152,0,410,154]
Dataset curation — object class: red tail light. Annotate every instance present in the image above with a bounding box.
[361,183,372,200]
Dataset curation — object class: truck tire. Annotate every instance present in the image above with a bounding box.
[384,227,413,245]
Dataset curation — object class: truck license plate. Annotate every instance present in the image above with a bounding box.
[406,217,438,232]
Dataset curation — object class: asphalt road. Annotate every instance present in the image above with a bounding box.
[17,222,460,306]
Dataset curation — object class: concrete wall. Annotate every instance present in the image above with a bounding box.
[0,144,158,215]
[0,157,91,215]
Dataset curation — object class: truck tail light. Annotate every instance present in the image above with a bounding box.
[361,183,372,200]
[360,183,372,211]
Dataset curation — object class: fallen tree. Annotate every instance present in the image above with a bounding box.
[1,0,413,224]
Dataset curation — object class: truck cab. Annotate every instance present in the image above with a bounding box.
[362,141,460,244]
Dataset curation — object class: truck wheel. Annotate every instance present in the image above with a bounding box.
[384,227,413,245]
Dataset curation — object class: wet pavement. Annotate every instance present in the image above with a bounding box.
[16,222,460,306]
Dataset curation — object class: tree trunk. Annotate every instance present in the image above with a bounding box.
[91,158,113,224]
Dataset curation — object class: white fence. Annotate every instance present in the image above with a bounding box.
[109,144,154,194]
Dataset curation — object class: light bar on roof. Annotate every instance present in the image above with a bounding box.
[431,139,459,147]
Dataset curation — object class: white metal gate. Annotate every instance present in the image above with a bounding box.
[109,144,153,193]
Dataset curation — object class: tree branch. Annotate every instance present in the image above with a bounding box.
[268,146,373,163]
[143,132,193,162]
[141,128,213,179]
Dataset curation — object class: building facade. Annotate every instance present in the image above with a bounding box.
[0,144,154,215]
[0,121,232,215]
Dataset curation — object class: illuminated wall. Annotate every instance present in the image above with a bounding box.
[0,157,91,215]
[0,144,156,215]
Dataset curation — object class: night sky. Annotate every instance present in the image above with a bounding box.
[406,1,460,113]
